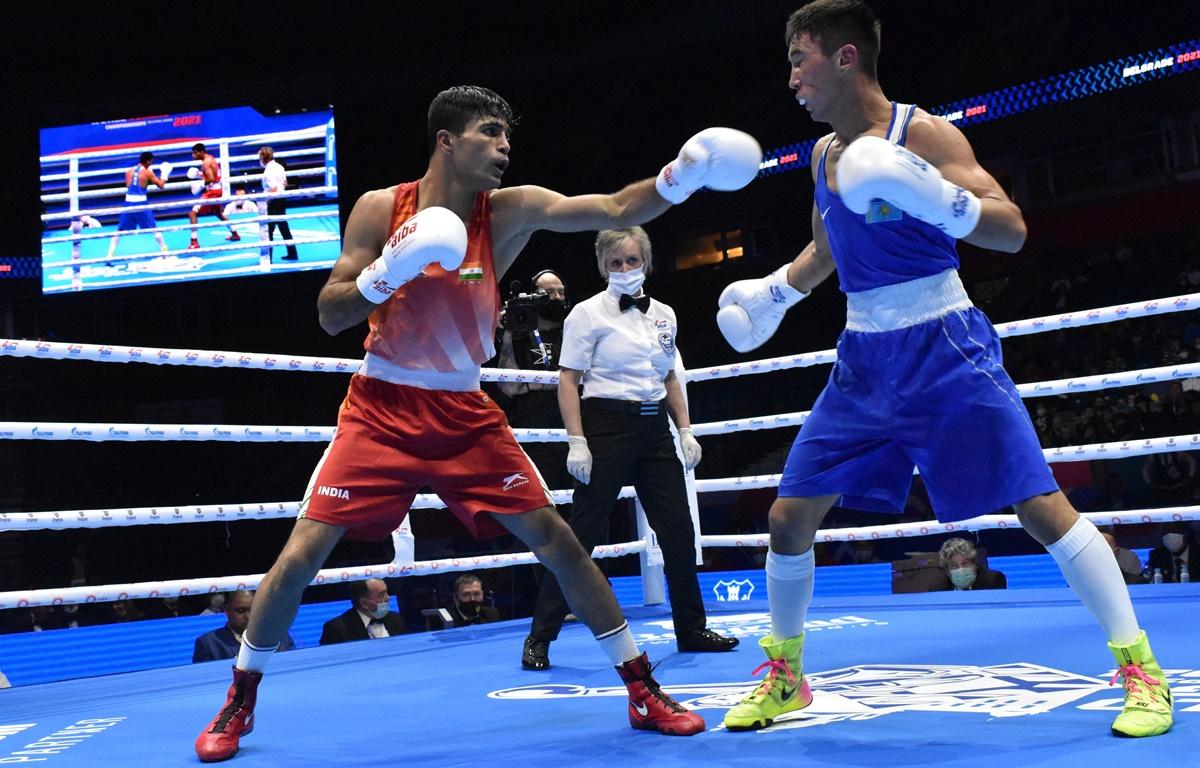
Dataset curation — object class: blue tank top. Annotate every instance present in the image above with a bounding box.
[814,103,960,294]
[125,164,148,202]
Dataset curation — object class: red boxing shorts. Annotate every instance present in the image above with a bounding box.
[299,374,553,541]
[193,187,223,217]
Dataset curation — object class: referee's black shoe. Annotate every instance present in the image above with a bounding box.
[677,628,739,653]
[521,635,551,670]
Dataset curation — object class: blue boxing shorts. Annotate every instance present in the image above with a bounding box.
[779,274,1057,522]
[117,208,156,231]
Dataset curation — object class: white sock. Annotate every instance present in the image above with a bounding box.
[235,636,279,673]
[595,621,640,665]
[1045,516,1140,644]
[767,548,814,641]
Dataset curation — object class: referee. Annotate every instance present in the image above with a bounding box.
[520,227,738,671]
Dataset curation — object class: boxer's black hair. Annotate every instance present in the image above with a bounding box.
[427,85,518,155]
[139,151,154,165]
[786,0,881,80]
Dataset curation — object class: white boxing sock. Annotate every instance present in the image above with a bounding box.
[1045,516,1140,644]
[235,636,279,673]
[596,621,641,665]
[767,548,815,641]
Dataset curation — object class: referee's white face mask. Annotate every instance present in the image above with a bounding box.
[607,267,645,296]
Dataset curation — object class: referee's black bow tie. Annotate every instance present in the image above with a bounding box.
[619,294,650,313]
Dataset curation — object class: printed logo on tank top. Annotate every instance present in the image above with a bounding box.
[866,200,903,224]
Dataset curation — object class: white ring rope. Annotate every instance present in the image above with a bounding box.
[41,168,328,203]
[0,360,1195,436]
[9,293,1190,384]
[41,186,338,222]
[43,210,335,245]
[3,507,1196,609]
[46,235,340,269]
[0,540,645,611]
[5,434,1199,533]
[40,147,325,184]
[38,125,328,165]
[702,507,1200,549]
[687,293,1200,382]
[5,291,1197,607]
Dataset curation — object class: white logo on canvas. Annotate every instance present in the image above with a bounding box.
[488,662,1186,729]
[713,579,755,602]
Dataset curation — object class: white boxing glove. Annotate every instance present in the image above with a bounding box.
[355,206,468,304]
[678,427,701,471]
[189,180,204,195]
[566,435,592,484]
[717,263,807,353]
[158,161,173,182]
[655,127,763,204]
[186,167,200,180]
[836,136,981,239]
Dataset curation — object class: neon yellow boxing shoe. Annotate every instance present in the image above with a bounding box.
[1108,629,1172,737]
[723,634,812,731]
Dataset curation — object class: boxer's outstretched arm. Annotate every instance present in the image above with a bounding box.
[317,190,391,335]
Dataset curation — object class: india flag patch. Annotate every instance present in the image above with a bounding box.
[459,262,484,282]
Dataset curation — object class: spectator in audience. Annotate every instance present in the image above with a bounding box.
[934,538,1007,591]
[108,599,143,623]
[199,593,227,616]
[1142,452,1197,506]
[320,578,407,644]
[194,591,294,663]
[1146,522,1198,583]
[1100,529,1146,585]
[1095,474,1130,512]
[142,595,185,620]
[221,187,260,217]
[447,574,502,627]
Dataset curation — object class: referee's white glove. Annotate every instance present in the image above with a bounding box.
[566,435,592,484]
[678,427,702,471]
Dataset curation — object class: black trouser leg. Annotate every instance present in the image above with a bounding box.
[633,420,706,637]
[528,410,638,642]
[268,199,297,258]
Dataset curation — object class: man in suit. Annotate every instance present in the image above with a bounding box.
[194,591,294,663]
[320,578,407,644]
[447,573,502,627]
[1147,522,1198,583]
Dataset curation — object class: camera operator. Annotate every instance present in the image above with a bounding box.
[494,270,572,490]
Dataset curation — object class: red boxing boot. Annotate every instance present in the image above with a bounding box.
[195,667,262,762]
[615,653,705,736]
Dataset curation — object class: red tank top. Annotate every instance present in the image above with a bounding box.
[362,181,500,372]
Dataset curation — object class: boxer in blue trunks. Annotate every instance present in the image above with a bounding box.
[715,0,1171,738]
[106,151,171,260]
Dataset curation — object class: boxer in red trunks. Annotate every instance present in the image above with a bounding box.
[188,142,240,249]
[195,85,764,761]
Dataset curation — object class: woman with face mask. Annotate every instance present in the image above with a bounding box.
[520,227,738,672]
[937,538,1007,592]
[1147,523,1197,583]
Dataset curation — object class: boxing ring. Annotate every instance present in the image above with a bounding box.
[1,292,1198,765]
[39,119,340,293]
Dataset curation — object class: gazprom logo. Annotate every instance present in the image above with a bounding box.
[244,428,263,436]
[180,427,199,437]
[31,426,53,437]
[70,427,93,437]
[144,427,165,437]
[108,427,129,436]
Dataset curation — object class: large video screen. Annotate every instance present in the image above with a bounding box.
[39,106,340,294]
